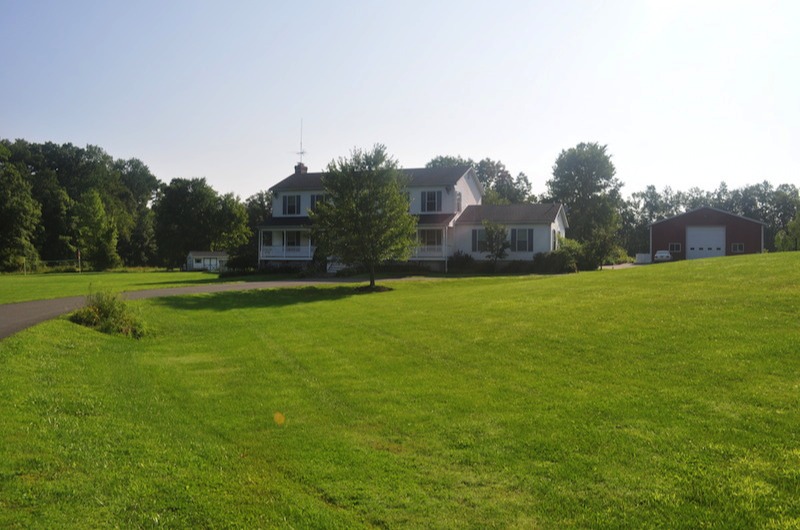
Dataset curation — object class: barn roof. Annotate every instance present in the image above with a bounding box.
[649,206,766,227]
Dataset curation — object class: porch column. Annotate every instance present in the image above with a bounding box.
[444,227,448,274]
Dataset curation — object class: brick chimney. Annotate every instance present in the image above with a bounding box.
[295,162,308,175]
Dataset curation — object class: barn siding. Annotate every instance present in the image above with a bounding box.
[650,208,763,261]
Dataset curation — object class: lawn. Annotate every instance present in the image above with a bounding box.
[0,270,275,304]
[1,253,799,528]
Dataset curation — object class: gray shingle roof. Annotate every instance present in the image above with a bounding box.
[456,204,565,225]
[649,206,766,227]
[270,166,473,192]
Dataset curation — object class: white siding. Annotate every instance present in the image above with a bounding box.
[452,223,559,260]
[453,169,483,214]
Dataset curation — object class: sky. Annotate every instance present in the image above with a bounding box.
[1,0,798,200]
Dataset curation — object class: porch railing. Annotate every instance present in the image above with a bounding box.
[411,244,446,258]
[260,245,316,260]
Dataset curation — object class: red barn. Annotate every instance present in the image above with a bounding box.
[650,207,765,261]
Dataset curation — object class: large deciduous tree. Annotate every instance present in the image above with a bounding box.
[153,178,220,268]
[0,145,42,271]
[311,144,417,289]
[153,178,251,269]
[74,190,122,270]
[228,190,273,271]
[547,142,622,244]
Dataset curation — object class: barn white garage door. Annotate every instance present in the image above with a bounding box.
[686,226,725,260]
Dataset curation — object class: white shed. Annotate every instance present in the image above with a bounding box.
[186,251,229,272]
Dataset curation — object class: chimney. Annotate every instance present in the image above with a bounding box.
[295,162,308,175]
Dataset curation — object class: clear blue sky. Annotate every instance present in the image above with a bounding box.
[2,0,798,199]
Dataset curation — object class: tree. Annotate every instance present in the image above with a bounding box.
[74,190,121,270]
[0,146,42,271]
[482,220,510,271]
[547,142,622,244]
[426,155,475,169]
[427,155,534,203]
[153,178,220,268]
[311,144,417,289]
[776,211,800,251]
[228,190,273,270]
[212,193,251,252]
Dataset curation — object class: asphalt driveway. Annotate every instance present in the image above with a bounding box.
[0,279,354,340]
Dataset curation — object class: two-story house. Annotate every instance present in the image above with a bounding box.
[259,163,568,270]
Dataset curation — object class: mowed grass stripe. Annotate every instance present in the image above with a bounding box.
[1,253,799,528]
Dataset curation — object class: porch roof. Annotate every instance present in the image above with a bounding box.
[416,213,456,226]
[259,216,312,229]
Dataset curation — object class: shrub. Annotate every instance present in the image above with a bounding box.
[604,245,633,266]
[447,250,476,273]
[70,290,146,338]
[532,249,578,274]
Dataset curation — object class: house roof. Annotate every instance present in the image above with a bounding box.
[187,251,228,258]
[649,206,766,227]
[456,203,566,226]
[270,166,474,192]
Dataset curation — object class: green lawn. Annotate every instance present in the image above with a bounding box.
[0,270,265,304]
[1,253,799,528]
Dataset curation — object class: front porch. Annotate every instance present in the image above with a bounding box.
[260,228,315,261]
[410,227,449,261]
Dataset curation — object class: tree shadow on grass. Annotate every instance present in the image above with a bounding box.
[149,285,393,313]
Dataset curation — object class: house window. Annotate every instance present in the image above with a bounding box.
[669,242,681,253]
[471,229,487,252]
[310,194,326,212]
[732,242,744,253]
[194,258,202,265]
[421,191,442,213]
[510,228,533,252]
[286,231,302,247]
[261,231,273,247]
[552,229,557,251]
[283,195,301,215]
[418,229,442,248]
[456,192,462,212]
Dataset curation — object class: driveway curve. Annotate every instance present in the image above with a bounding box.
[0,279,356,340]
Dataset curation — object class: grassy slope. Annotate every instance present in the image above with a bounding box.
[0,271,243,304]
[1,253,799,528]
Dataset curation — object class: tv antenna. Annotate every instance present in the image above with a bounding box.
[296,119,307,163]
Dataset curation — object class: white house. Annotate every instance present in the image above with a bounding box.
[259,163,567,270]
[453,204,569,259]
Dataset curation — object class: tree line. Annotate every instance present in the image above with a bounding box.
[0,139,269,272]
[3,138,798,273]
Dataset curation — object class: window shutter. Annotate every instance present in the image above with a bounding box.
[510,229,517,251]
[420,191,426,212]
[436,191,442,211]
[282,195,288,215]
[528,229,533,252]
[472,230,477,252]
